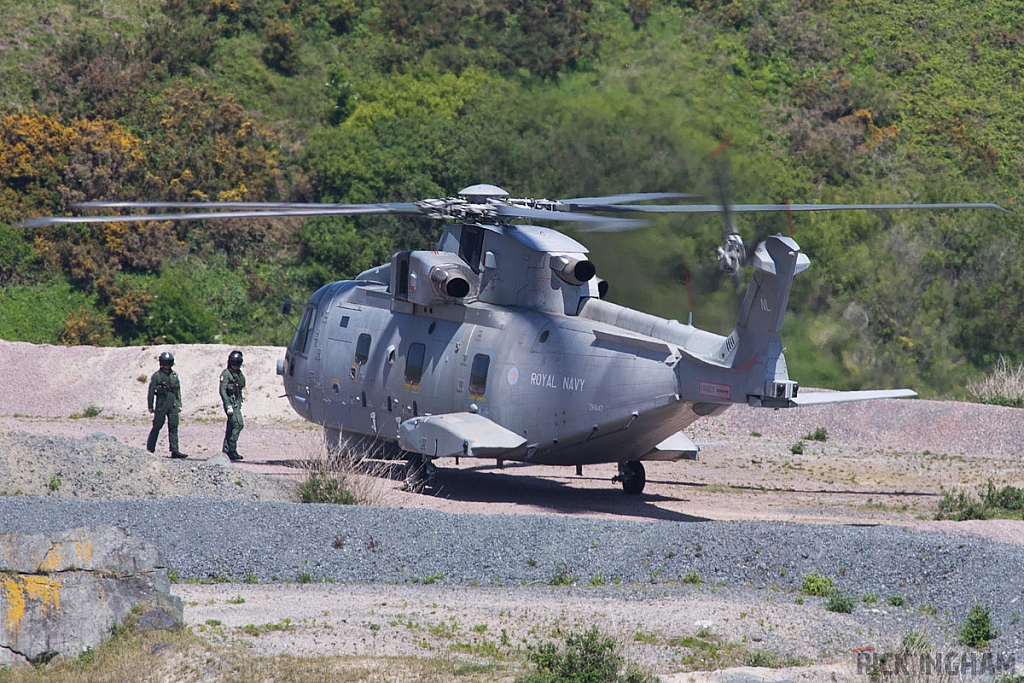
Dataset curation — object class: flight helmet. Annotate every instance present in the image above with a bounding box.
[228,350,243,367]
[159,351,174,367]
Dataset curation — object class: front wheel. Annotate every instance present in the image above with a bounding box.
[615,461,646,495]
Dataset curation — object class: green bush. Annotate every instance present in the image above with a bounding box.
[959,603,998,649]
[298,471,357,505]
[936,480,1024,521]
[800,572,835,597]
[516,626,657,683]
[145,275,218,344]
[825,593,855,614]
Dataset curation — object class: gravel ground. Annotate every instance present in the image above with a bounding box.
[3,496,1024,670]
[3,340,1024,680]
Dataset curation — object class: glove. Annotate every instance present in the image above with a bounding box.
[226,405,234,415]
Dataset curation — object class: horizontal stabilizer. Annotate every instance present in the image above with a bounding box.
[791,389,917,406]
[398,412,527,458]
[640,431,700,462]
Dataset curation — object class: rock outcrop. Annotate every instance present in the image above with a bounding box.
[0,525,182,667]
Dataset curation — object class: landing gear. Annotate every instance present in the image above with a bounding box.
[614,460,646,495]
[403,453,437,494]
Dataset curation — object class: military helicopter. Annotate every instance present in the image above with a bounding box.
[23,184,1008,494]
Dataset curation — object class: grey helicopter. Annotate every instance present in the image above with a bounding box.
[23,183,1009,494]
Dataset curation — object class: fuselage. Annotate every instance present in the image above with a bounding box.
[280,278,726,466]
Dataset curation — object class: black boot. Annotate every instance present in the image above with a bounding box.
[170,451,188,459]
[227,451,243,461]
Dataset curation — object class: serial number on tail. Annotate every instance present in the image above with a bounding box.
[698,380,731,400]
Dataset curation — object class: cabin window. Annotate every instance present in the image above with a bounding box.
[355,333,371,365]
[291,305,317,355]
[405,342,426,385]
[469,354,490,396]
[340,315,350,328]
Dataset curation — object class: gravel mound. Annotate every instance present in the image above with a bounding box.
[0,430,296,500]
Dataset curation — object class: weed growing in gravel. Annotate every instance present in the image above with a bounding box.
[901,630,930,654]
[517,626,658,683]
[803,427,828,442]
[548,561,577,586]
[683,571,702,585]
[789,441,805,455]
[745,651,777,667]
[242,619,293,636]
[800,572,835,597]
[826,592,855,614]
[959,602,998,648]
[69,404,102,419]
[298,435,392,505]
[887,594,905,607]
[863,631,941,683]
[936,480,1024,520]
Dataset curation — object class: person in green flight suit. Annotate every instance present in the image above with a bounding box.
[147,351,188,459]
[220,349,246,461]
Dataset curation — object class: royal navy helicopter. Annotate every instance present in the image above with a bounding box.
[23,185,1008,494]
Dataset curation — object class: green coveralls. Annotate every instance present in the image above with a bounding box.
[147,368,181,454]
[220,366,246,456]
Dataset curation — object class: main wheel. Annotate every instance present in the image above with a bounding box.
[616,461,646,495]
[403,453,437,494]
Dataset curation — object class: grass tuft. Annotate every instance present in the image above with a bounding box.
[297,435,393,505]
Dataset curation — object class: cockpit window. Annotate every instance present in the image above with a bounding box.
[469,354,490,396]
[291,305,317,355]
[355,333,371,365]
[405,342,426,385]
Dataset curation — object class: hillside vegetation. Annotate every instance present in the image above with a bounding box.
[1,0,1022,397]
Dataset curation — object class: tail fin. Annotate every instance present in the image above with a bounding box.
[730,235,809,407]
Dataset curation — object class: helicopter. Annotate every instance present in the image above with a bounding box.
[22,184,1009,494]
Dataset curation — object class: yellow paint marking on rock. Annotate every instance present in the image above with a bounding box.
[76,539,94,566]
[1,573,62,637]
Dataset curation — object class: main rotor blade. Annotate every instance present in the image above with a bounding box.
[17,204,424,228]
[586,201,1011,215]
[494,204,650,229]
[575,201,1010,231]
[560,192,701,206]
[73,201,422,212]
